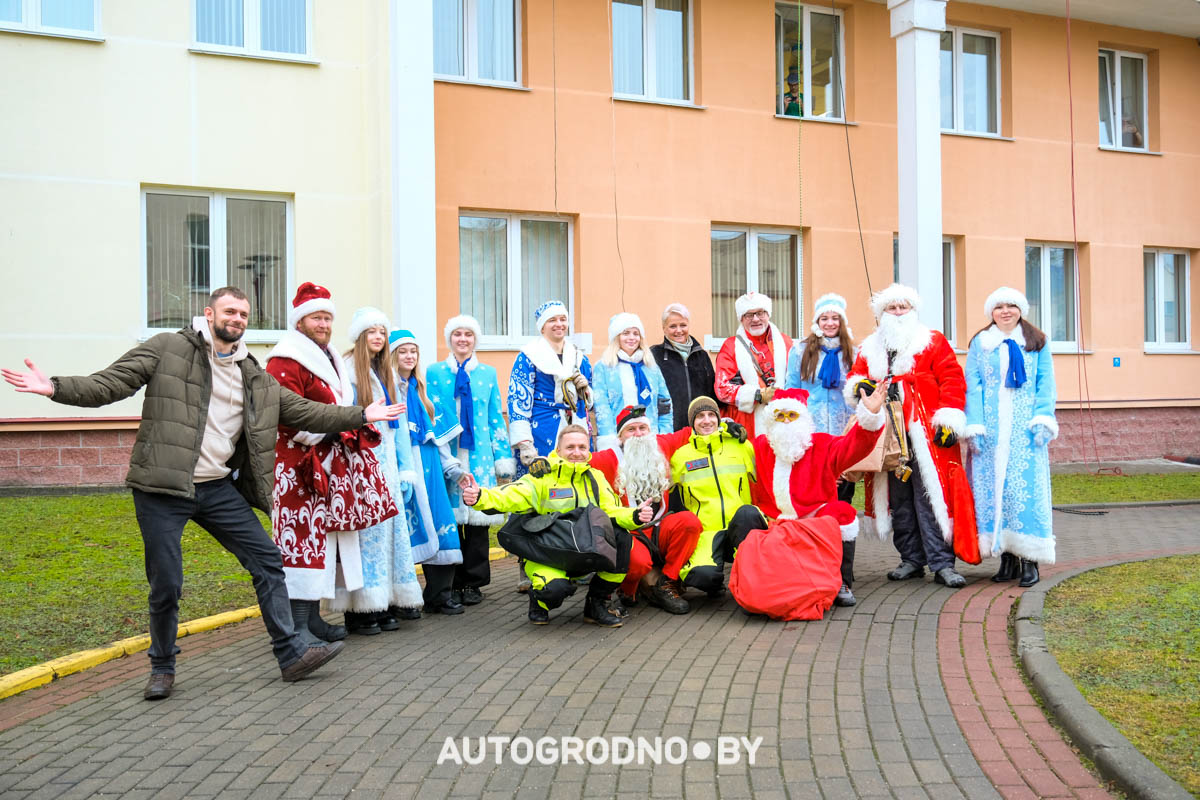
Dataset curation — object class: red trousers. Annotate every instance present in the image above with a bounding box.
[621,511,703,595]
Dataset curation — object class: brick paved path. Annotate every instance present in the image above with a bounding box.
[0,507,1196,799]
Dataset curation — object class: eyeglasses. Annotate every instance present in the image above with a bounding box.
[742,310,770,320]
[772,409,801,422]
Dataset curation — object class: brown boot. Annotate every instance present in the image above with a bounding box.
[644,574,690,615]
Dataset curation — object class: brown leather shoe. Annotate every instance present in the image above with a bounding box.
[280,641,344,682]
[143,673,174,701]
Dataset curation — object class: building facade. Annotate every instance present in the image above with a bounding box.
[2,0,1198,486]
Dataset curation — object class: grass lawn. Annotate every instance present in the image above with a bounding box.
[1042,555,1200,796]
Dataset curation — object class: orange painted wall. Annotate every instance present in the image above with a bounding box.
[433,0,1200,407]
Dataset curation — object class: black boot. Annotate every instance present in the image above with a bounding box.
[835,540,857,606]
[307,601,348,641]
[583,578,623,628]
[528,593,550,624]
[344,611,381,636]
[1018,559,1040,587]
[288,599,324,646]
[991,553,1019,582]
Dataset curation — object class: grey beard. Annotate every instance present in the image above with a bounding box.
[877,311,920,352]
[615,434,671,505]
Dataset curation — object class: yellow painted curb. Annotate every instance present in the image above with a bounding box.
[0,547,517,702]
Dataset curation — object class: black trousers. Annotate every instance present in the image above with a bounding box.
[132,479,305,674]
[422,563,457,606]
[888,460,955,573]
[453,524,492,589]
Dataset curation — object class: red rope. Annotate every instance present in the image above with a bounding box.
[1063,0,1121,476]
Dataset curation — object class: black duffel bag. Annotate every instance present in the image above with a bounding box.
[498,504,632,575]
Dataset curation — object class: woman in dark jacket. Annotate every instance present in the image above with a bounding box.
[651,303,718,431]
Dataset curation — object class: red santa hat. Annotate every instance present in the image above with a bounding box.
[615,404,648,436]
[288,282,336,329]
[764,388,811,423]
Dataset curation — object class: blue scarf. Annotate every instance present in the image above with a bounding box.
[620,353,653,404]
[454,360,475,450]
[378,375,399,429]
[817,345,843,389]
[402,377,429,446]
[1003,339,1027,389]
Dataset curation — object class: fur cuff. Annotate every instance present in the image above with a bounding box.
[397,469,418,484]
[931,407,966,436]
[843,374,867,407]
[735,384,758,414]
[840,517,860,542]
[964,424,987,440]
[596,434,620,453]
[508,420,532,447]
[494,458,517,480]
[1028,415,1059,440]
[855,402,886,432]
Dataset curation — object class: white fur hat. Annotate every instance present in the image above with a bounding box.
[735,291,772,320]
[810,293,854,339]
[347,306,390,344]
[534,300,569,332]
[288,282,336,329]
[607,312,645,343]
[983,287,1030,319]
[443,314,483,347]
[869,283,921,320]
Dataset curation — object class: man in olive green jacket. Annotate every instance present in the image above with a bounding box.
[3,287,401,700]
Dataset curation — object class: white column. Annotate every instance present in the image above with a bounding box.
[889,0,945,330]
[389,0,437,355]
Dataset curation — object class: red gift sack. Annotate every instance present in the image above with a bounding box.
[947,462,982,565]
[729,517,843,621]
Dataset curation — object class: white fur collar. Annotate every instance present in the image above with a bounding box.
[521,336,581,379]
[444,353,479,373]
[617,350,645,364]
[268,329,353,404]
[773,459,797,520]
[857,322,933,380]
[733,324,788,387]
[976,324,1025,353]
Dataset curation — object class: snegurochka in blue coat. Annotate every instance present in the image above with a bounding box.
[592,312,673,451]
[964,287,1058,588]
[426,314,517,605]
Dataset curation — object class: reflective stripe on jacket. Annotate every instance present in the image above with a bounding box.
[669,425,756,533]
[473,453,640,530]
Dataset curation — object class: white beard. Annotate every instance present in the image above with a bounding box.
[765,416,814,464]
[615,434,671,505]
[877,310,922,352]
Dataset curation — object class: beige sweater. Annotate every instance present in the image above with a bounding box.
[192,317,249,482]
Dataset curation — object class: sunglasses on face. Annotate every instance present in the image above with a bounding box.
[773,409,801,422]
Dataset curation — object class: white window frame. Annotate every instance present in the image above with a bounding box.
[705,224,803,351]
[612,0,696,105]
[942,237,957,345]
[1026,241,1079,353]
[190,0,316,64]
[434,0,523,88]
[140,187,295,343]
[1098,48,1149,152]
[774,2,846,121]
[459,211,577,352]
[0,0,102,40]
[941,26,1001,136]
[1144,248,1191,352]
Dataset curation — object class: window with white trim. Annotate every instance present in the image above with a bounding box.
[1144,249,1190,349]
[612,0,692,103]
[193,0,312,58]
[774,2,844,120]
[144,189,292,336]
[1024,243,1077,347]
[891,235,956,342]
[459,212,573,346]
[433,0,520,85]
[1098,49,1147,150]
[0,0,98,35]
[940,27,1000,135]
[710,227,801,341]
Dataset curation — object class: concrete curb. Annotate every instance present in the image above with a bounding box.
[1014,556,1195,800]
[1053,499,1200,511]
[0,547,515,702]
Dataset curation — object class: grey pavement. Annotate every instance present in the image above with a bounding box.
[1050,457,1200,474]
[0,506,1197,799]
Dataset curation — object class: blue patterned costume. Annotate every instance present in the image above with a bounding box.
[507,336,593,467]
[591,353,673,450]
[782,339,858,435]
[964,325,1058,563]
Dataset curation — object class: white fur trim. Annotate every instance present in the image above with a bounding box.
[840,517,860,542]
[732,324,788,408]
[444,353,479,373]
[268,329,355,447]
[596,434,621,452]
[1028,415,1059,440]
[977,323,1025,353]
[347,307,389,345]
[508,420,532,446]
[288,297,336,330]
[617,360,639,408]
[735,291,772,320]
[773,459,797,520]
[964,424,987,439]
[327,583,390,613]
[869,477,891,540]
[443,314,483,347]
[734,383,758,414]
[396,469,419,484]
[454,505,507,527]
[983,287,1030,319]
[521,335,582,381]
[494,458,517,480]
[931,407,967,436]
[989,348,1015,556]
[607,312,645,344]
[811,293,854,339]
[855,401,886,432]
[907,421,954,544]
[994,530,1056,564]
[869,283,921,320]
[534,301,569,332]
[856,324,933,384]
[843,373,867,407]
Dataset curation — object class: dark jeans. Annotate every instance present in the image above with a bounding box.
[132,479,305,674]
[453,524,492,590]
[888,460,956,573]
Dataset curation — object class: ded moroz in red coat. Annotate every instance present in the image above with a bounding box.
[714,324,793,438]
[842,321,978,547]
[267,329,397,601]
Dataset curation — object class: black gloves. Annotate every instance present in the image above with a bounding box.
[853,378,876,399]
[934,426,959,448]
[723,419,748,443]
